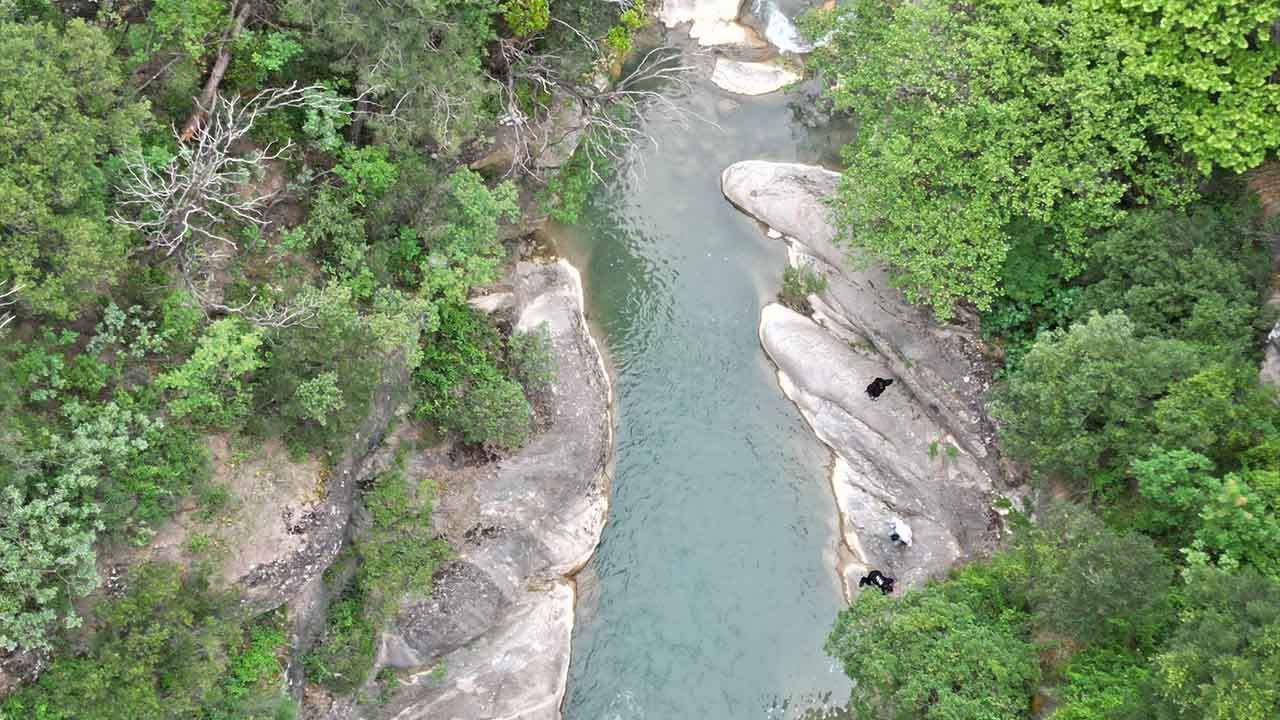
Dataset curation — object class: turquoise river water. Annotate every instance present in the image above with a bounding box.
[557,46,853,720]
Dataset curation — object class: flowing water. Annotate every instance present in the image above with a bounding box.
[556,34,852,720]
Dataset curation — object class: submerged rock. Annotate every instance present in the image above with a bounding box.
[711,58,801,95]
[723,160,1002,593]
[378,259,612,720]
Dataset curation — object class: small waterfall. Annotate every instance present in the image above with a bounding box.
[753,0,815,54]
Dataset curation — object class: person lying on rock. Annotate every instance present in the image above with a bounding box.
[866,377,893,400]
[889,516,913,547]
[858,569,895,595]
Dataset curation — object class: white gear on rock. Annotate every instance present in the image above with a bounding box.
[890,516,913,547]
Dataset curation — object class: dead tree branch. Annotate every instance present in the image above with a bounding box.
[181,0,254,141]
[0,282,19,332]
[116,83,355,263]
[492,30,715,182]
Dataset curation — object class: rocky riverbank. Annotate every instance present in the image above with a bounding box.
[722,161,1005,596]
[371,258,614,720]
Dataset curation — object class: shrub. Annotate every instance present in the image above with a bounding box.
[158,318,264,428]
[779,264,828,315]
[507,323,556,392]
[503,0,550,36]
[0,562,295,720]
[413,303,534,451]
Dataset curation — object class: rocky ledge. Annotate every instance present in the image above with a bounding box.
[722,160,1003,596]
[375,258,613,720]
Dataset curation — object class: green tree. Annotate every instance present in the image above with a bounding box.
[0,563,296,720]
[1024,506,1174,649]
[803,0,1197,318]
[413,302,533,451]
[503,0,549,35]
[294,371,345,427]
[158,318,264,428]
[827,582,1040,720]
[1050,648,1148,720]
[1145,566,1280,720]
[993,312,1201,487]
[0,20,147,318]
[1070,195,1272,357]
[1151,363,1280,468]
[283,0,501,149]
[1098,0,1280,173]
[1133,449,1280,578]
[417,169,519,302]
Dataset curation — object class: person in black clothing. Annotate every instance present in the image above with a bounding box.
[866,377,893,400]
[858,569,895,594]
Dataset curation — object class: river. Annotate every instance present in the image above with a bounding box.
[555,33,852,720]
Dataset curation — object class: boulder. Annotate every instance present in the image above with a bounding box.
[661,0,768,50]
[711,58,801,95]
[378,259,612,720]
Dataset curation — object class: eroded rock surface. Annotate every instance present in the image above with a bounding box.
[723,160,1002,593]
[377,259,612,720]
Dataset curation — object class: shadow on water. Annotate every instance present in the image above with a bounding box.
[555,34,853,720]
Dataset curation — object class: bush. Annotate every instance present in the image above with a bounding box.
[305,462,448,693]
[507,323,556,392]
[503,0,549,35]
[779,265,828,315]
[413,303,534,451]
[827,582,1039,720]
[0,562,295,720]
[1070,195,1272,358]
[993,312,1203,490]
[158,318,264,428]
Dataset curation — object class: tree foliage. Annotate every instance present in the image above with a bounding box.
[993,312,1201,486]
[804,0,1198,318]
[283,0,501,149]
[1145,567,1280,720]
[1098,0,1280,173]
[0,20,146,318]
[158,318,264,428]
[1070,194,1273,356]
[827,575,1039,720]
[0,563,295,720]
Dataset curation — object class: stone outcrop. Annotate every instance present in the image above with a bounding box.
[376,259,613,720]
[710,58,800,95]
[660,0,768,50]
[723,160,1002,596]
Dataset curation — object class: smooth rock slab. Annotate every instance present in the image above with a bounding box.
[722,160,1001,479]
[711,58,801,95]
[762,303,990,593]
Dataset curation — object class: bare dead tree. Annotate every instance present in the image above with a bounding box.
[116,83,355,265]
[492,26,715,182]
[0,281,19,332]
[196,290,323,329]
[180,0,254,141]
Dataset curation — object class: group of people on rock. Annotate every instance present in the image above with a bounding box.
[857,515,913,595]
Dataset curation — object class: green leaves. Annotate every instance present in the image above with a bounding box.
[993,312,1201,486]
[1099,0,1280,173]
[158,319,264,428]
[806,0,1201,318]
[828,577,1039,720]
[0,20,147,318]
